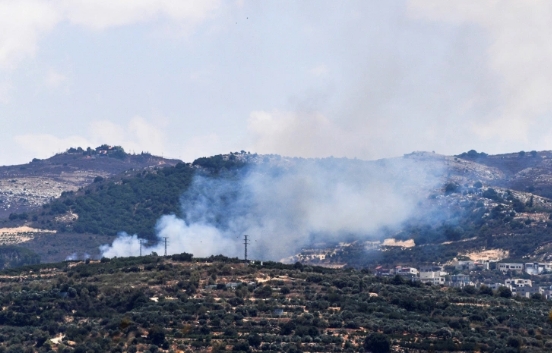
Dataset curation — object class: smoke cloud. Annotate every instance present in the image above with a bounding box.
[100,155,444,260]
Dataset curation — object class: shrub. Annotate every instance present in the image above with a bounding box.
[364,332,391,353]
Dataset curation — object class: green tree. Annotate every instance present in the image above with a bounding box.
[497,286,512,298]
[254,285,272,298]
[248,333,262,348]
[364,333,391,353]
[478,285,493,296]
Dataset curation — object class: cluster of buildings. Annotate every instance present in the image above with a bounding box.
[487,278,552,299]
[498,262,552,275]
[375,261,552,299]
[375,265,452,286]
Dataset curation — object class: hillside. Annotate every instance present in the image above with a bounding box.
[0,255,550,352]
[5,149,552,267]
[457,149,552,198]
[0,145,181,219]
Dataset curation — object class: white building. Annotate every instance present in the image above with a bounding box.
[395,267,419,280]
[396,267,419,275]
[512,286,542,298]
[498,263,524,272]
[505,278,532,287]
[525,262,552,275]
[415,265,448,285]
[449,275,472,287]
[455,260,489,271]
[419,271,445,285]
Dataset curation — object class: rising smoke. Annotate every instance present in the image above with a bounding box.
[100,154,444,260]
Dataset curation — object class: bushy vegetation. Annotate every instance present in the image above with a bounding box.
[0,246,40,269]
[0,256,551,352]
[33,155,249,242]
[456,150,488,159]
[40,163,195,240]
[192,154,246,172]
[66,145,128,160]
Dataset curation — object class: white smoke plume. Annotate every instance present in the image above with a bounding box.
[65,252,92,261]
[100,154,444,260]
[65,252,78,261]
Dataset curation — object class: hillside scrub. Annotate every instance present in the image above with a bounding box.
[40,163,196,240]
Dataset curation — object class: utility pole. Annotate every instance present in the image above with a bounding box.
[243,235,250,262]
[163,237,168,256]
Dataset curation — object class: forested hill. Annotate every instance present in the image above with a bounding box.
[7,150,552,267]
[21,153,249,240]
[0,145,181,219]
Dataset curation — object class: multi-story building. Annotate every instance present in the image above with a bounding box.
[505,278,532,287]
[512,286,543,298]
[449,274,472,287]
[419,271,445,285]
[419,265,447,284]
[525,262,552,275]
[374,266,394,276]
[395,267,419,280]
[455,261,489,271]
[498,263,524,273]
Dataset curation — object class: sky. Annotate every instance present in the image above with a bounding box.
[1,1,552,165]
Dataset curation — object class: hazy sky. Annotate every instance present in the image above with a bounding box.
[1,1,552,165]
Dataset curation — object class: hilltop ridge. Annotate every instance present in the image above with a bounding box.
[0,145,181,218]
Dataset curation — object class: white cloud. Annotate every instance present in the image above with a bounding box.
[88,120,125,144]
[309,64,328,77]
[59,0,221,30]
[13,133,92,160]
[127,116,166,154]
[87,116,167,155]
[0,1,60,69]
[0,0,222,69]
[0,79,12,104]
[247,2,552,160]
[408,0,552,146]
[14,116,167,160]
[247,110,349,158]
[180,133,224,163]
[44,68,68,88]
